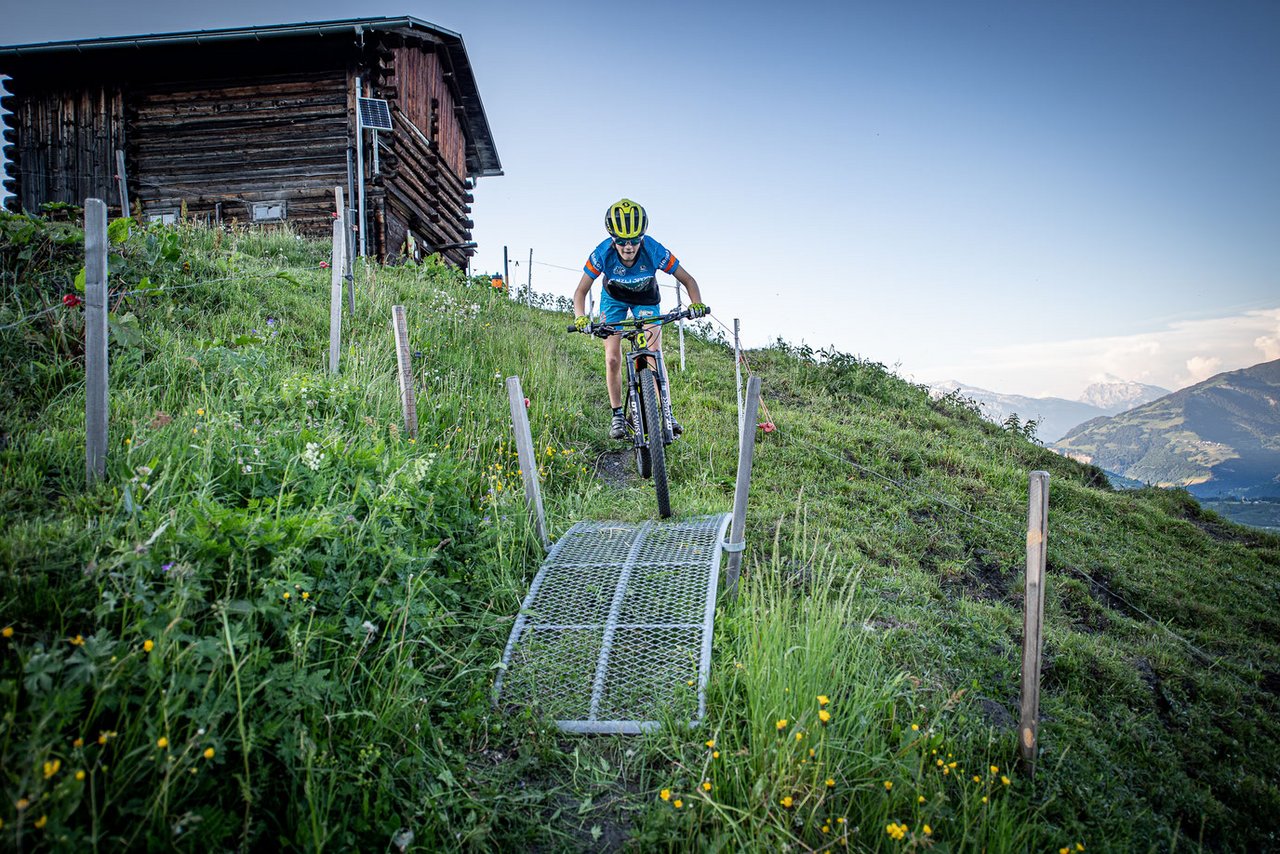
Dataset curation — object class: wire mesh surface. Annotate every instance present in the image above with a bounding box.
[494,514,732,733]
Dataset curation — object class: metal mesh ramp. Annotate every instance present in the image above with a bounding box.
[493,514,732,734]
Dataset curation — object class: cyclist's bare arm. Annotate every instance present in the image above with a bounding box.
[673,267,702,305]
[573,272,596,317]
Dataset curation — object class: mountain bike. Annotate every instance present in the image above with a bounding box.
[568,308,691,518]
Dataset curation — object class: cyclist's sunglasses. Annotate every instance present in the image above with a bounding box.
[612,236,643,247]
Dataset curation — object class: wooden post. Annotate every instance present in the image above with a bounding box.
[335,186,354,315]
[527,248,533,302]
[506,376,548,549]
[328,220,344,374]
[725,376,761,598]
[734,319,743,441]
[1019,471,1050,769]
[114,150,130,220]
[84,199,109,486]
[391,305,418,439]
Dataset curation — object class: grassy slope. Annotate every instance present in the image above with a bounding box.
[2,220,1278,851]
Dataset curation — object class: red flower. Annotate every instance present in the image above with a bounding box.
[524,397,530,408]
[758,421,776,433]
[319,261,331,269]
[62,293,83,308]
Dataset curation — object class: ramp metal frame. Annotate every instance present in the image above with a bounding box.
[493,514,731,733]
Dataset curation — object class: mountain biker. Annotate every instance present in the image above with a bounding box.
[573,199,709,440]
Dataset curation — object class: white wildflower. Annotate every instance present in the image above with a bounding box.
[302,442,325,471]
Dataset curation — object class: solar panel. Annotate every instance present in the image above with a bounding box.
[357,97,393,131]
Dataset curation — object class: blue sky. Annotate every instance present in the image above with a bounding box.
[3,0,1278,398]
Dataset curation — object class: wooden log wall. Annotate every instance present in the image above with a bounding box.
[3,83,126,213]
[377,43,476,266]
[389,45,467,179]
[132,71,349,232]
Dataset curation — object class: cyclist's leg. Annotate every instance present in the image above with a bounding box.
[599,292,629,410]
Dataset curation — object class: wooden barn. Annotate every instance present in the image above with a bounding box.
[0,17,502,268]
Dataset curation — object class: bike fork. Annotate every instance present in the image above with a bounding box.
[653,350,674,441]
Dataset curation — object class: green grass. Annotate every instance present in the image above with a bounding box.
[2,212,1279,851]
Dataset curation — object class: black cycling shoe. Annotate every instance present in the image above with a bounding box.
[609,413,628,440]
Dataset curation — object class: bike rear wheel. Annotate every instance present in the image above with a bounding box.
[639,367,670,518]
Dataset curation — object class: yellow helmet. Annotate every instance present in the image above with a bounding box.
[605,199,648,240]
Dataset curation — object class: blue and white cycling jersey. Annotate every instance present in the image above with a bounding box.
[583,236,680,307]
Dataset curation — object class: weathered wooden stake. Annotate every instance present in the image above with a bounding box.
[391,305,418,439]
[1019,471,1050,769]
[84,199,109,486]
[734,318,744,440]
[335,186,354,314]
[114,150,130,220]
[725,376,761,598]
[506,376,548,549]
[328,219,344,374]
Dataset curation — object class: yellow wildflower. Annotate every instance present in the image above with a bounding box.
[819,709,831,724]
[795,731,804,742]
[918,795,926,803]
[2,626,12,638]
[196,408,205,416]
[157,737,169,749]
[674,799,683,809]
[776,719,788,731]
[705,739,715,748]
[203,747,215,759]
[826,778,835,788]
[143,639,154,652]
[883,780,893,791]
[34,815,47,829]
[817,695,830,706]
[659,789,671,801]
[702,781,712,792]
[924,824,933,836]
[43,759,61,778]
[712,751,720,759]
[973,775,982,783]
[837,817,846,824]
[1061,849,1070,854]
[70,634,85,646]
[1077,846,1085,852]
[1001,775,1011,786]
[809,748,815,757]
[283,592,291,600]
[72,738,83,748]
[302,591,310,600]
[982,796,989,803]
[75,770,85,781]
[823,824,830,833]
[911,723,919,731]
[990,765,999,774]
[780,796,793,808]
[16,798,29,810]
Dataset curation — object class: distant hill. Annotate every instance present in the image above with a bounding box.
[928,379,1166,442]
[1053,359,1280,497]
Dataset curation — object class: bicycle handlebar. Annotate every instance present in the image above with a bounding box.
[566,308,694,338]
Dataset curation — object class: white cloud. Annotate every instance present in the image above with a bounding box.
[911,307,1280,399]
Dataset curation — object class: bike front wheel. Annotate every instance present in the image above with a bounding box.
[638,367,671,518]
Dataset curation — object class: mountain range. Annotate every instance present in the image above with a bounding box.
[928,377,1168,442]
[1052,359,1280,498]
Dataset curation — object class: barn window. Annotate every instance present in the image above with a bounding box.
[147,210,178,225]
[252,201,287,222]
